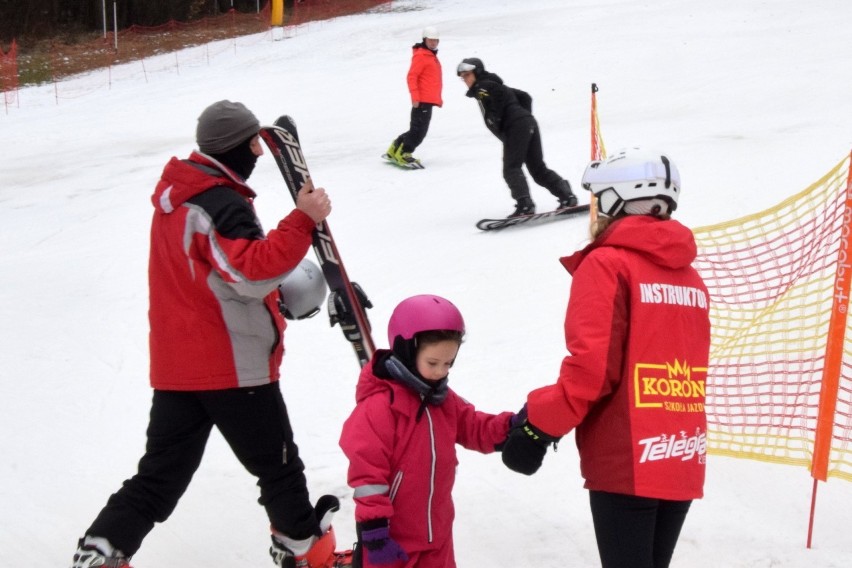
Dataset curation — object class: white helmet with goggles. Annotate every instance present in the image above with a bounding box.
[456,57,484,77]
[582,148,680,218]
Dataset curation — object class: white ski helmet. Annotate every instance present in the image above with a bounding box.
[582,148,681,218]
[422,26,439,40]
[277,259,327,320]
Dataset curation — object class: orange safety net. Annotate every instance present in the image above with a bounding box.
[692,154,852,482]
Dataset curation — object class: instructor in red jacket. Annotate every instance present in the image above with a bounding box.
[501,148,711,568]
[71,101,337,568]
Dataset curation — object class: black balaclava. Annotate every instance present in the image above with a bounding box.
[210,135,258,181]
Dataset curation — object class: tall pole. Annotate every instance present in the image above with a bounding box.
[113,2,118,51]
[102,0,107,38]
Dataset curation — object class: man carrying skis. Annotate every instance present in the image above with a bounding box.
[70,100,339,568]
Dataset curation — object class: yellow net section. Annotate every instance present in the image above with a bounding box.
[692,155,852,481]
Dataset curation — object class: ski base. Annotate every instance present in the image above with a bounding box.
[476,203,591,231]
[381,153,424,169]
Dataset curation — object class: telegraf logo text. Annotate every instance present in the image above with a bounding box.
[634,359,706,412]
[638,429,707,464]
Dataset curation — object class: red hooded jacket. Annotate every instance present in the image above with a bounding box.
[407,45,442,107]
[148,152,315,391]
[527,215,710,501]
[339,352,512,554]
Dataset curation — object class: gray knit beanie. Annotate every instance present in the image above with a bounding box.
[196,100,260,154]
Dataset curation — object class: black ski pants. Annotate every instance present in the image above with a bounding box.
[396,103,434,154]
[85,383,316,556]
[502,115,564,202]
[589,490,692,568]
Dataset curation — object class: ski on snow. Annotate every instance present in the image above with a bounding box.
[259,116,376,368]
[476,203,591,231]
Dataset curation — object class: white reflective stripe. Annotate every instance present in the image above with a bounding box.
[353,484,389,498]
[425,406,435,543]
[159,185,175,213]
[389,471,403,502]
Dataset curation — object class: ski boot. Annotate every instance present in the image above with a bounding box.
[383,140,399,161]
[393,145,421,168]
[270,495,341,567]
[509,197,535,218]
[71,536,133,568]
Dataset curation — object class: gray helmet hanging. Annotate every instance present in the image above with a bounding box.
[277,259,328,320]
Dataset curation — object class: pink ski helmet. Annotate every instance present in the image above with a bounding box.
[387,294,466,347]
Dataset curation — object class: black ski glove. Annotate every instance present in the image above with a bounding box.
[501,418,560,476]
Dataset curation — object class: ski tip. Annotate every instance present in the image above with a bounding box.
[273,115,297,129]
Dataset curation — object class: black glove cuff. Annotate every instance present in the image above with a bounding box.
[522,421,561,447]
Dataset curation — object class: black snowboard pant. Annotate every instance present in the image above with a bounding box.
[84,383,317,556]
[589,490,692,568]
[395,103,434,154]
[502,115,565,203]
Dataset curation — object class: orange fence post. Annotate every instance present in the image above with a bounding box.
[589,83,604,220]
[807,149,852,547]
[590,83,600,161]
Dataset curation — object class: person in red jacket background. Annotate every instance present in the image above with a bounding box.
[384,26,442,168]
[71,100,338,568]
[340,295,516,568]
[501,148,711,568]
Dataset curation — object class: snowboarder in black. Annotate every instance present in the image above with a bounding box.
[457,57,577,217]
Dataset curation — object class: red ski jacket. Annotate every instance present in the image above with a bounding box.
[340,352,512,554]
[407,45,442,107]
[148,152,315,391]
[527,215,710,501]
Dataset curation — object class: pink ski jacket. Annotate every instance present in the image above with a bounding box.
[148,152,315,391]
[527,215,710,501]
[340,352,512,554]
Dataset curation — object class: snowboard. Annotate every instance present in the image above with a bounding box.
[381,153,424,169]
[259,116,376,368]
[476,203,591,231]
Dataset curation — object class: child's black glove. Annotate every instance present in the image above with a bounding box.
[501,419,560,476]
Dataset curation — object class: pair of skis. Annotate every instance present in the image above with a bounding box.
[260,116,376,368]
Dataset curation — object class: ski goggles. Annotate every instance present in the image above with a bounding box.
[457,62,477,75]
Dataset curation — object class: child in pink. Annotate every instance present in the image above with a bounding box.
[339,295,515,568]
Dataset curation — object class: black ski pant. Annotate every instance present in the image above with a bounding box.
[589,490,692,568]
[85,383,317,556]
[502,115,565,203]
[395,103,434,154]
